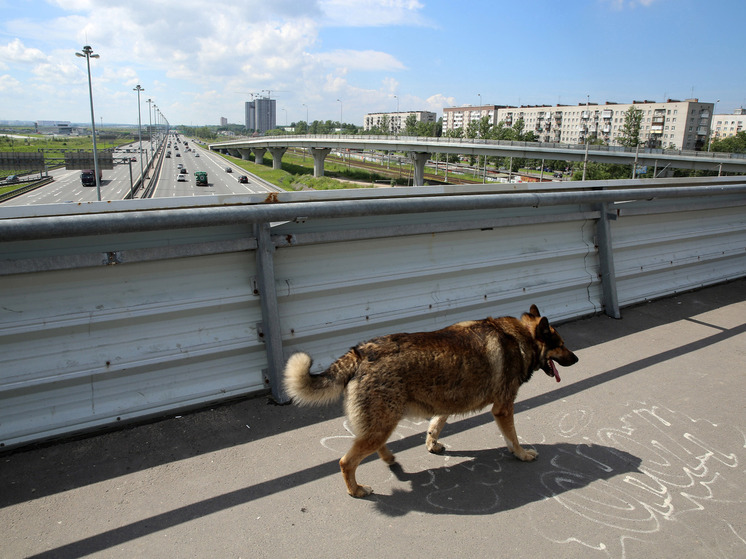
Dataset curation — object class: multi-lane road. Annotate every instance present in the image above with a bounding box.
[1,135,276,207]
[153,138,275,197]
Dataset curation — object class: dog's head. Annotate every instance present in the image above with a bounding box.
[521,304,579,382]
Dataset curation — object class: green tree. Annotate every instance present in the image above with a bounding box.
[478,115,493,139]
[618,106,644,147]
[380,114,391,134]
[710,131,746,153]
[404,114,418,136]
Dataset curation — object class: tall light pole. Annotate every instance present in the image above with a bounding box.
[708,99,720,152]
[394,95,399,135]
[336,98,343,135]
[153,105,159,147]
[582,94,590,181]
[75,45,102,201]
[133,85,145,185]
[302,103,309,161]
[146,98,154,162]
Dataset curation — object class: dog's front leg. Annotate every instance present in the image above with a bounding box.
[491,402,537,461]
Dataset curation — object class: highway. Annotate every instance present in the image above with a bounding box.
[2,135,276,206]
[151,138,275,197]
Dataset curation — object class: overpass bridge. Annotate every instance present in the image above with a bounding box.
[210,134,746,185]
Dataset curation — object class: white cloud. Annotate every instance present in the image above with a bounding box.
[0,38,47,65]
[424,93,455,113]
[0,0,429,124]
[315,49,407,72]
[0,74,23,92]
[319,0,428,27]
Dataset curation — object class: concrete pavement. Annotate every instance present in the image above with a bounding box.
[2,279,745,558]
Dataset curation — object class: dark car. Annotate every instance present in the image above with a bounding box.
[225,167,232,173]
[179,168,187,174]
[237,175,248,183]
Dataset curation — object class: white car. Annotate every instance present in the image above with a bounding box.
[177,174,187,182]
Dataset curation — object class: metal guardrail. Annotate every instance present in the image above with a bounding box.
[1,176,745,448]
[0,177,54,203]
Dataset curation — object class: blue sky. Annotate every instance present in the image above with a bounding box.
[0,0,743,127]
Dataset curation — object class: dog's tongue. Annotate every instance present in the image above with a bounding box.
[550,360,561,382]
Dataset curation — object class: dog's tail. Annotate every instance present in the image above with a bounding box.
[283,350,359,406]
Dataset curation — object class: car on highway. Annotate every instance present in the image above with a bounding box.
[179,168,187,174]
[177,174,187,182]
[225,167,232,173]
[237,175,248,183]
[5,174,19,183]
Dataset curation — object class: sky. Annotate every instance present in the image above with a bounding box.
[0,0,744,127]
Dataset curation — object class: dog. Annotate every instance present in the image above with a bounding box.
[283,305,578,498]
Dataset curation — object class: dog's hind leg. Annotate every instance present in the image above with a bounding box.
[340,431,394,498]
[426,415,449,453]
[491,402,537,461]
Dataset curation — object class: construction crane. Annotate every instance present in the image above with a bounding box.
[262,89,287,99]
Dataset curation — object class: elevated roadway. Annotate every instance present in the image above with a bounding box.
[210,134,746,186]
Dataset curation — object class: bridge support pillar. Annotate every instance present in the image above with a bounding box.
[238,148,251,160]
[310,148,331,177]
[228,148,241,158]
[253,148,267,164]
[268,147,287,170]
[409,151,431,186]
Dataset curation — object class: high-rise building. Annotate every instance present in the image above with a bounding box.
[244,97,276,134]
[220,117,228,126]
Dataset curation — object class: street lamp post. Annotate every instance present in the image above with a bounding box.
[336,98,343,135]
[394,95,399,135]
[75,45,102,201]
[153,105,159,148]
[708,99,720,152]
[133,85,145,186]
[146,98,154,162]
[302,103,309,160]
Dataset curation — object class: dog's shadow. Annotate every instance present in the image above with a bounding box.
[371,442,642,517]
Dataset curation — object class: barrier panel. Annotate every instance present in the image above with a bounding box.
[1,176,745,448]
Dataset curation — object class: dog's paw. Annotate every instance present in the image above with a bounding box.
[349,484,373,498]
[514,448,538,462]
[427,441,445,454]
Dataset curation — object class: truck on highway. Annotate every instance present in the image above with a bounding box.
[80,169,102,186]
[195,171,208,186]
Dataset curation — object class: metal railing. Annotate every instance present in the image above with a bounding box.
[1,175,745,448]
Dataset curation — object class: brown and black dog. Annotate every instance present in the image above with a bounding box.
[284,305,579,497]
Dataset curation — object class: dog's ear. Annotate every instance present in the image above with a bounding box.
[536,316,551,342]
[529,304,541,317]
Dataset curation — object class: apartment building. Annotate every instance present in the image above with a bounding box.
[444,99,714,150]
[442,105,507,133]
[712,108,746,140]
[363,111,437,133]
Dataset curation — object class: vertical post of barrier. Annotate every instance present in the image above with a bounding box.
[254,222,288,402]
[596,201,621,318]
